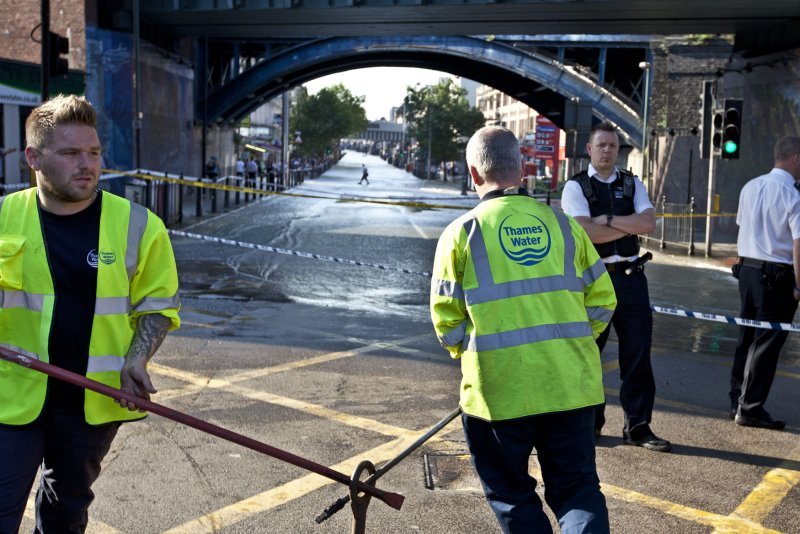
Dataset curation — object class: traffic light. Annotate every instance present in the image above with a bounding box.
[712,107,724,156]
[698,81,713,159]
[48,31,69,77]
[720,99,743,160]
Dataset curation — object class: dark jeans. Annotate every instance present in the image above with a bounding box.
[730,263,798,415]
[595,269,655,436]
[462,408,609,534]
[0,405,120,533]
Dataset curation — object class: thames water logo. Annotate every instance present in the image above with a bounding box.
[87,249,117,268]
[498,214,551,266]
[87,250,99,268]
[98,250,117,265]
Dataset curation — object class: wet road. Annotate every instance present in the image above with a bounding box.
[20,152,800,533]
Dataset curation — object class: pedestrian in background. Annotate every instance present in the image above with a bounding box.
[431,125,616,533]
[0,94,181,532]
[729,135,800,430]
[359,163,369,185]
[561,121,671,452]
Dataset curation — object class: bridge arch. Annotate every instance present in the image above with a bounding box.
[206,35,644,147]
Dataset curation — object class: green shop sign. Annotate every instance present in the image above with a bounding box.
[0,59,83,106]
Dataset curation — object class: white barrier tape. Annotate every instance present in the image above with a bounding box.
[169,230,432,277]
[169,230,796,331]
[651,305,800,332]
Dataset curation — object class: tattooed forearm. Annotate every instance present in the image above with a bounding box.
[127,314,172,363]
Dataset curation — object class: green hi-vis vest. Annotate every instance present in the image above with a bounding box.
[430,194,617,421]
[0,189,180,425]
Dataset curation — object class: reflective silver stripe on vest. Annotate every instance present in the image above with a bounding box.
[94,296,131,315]
[582,258,609,286]
[440,320,467,348]
[86,354,125,374]
[586,305,615,324]
[553,210,576,275]
[464,219,494,287]
[0,343,40,360]
[431,278,464,300]
[0,290,46,311]
[126,202,148,280]
[466,321,592,352]
[131,294,180,313]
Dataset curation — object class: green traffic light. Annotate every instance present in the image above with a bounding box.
[724,140,738,154]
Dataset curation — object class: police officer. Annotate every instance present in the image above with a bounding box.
[730,135,800,430]
[561,121,671,453]
[431,126,616,532]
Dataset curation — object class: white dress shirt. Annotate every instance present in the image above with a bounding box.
[736,167,800,264]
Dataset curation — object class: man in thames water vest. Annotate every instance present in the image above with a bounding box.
[561,120,671,453]
[431,125,616,532]
[0,94,180,532]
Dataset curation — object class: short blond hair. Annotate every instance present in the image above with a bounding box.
[25,94,97,150]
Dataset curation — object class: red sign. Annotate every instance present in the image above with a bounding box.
[534,116,559,161]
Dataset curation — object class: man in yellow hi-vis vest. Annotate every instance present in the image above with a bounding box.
[431,126,616,533]
[0,95,180,532]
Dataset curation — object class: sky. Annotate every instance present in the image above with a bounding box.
[303,67,449,121]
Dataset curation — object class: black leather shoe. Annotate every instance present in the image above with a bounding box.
[624,429,672,452]
[735,411,785,430]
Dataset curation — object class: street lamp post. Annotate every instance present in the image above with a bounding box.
[426,105,433,180]
[639,60,651,189]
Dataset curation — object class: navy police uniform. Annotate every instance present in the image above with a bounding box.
[570,170,656,440]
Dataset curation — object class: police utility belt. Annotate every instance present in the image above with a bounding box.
[604,252,653,275]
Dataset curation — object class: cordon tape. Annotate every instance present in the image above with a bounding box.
[170,229,799,332]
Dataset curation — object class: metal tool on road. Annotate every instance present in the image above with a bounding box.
[316,406,462,524]
[349,460,376,534]
[0,346,404,511]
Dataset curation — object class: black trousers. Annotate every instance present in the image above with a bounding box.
[730,263,798,416]
[595,268,655,436]
[0,404,120,533]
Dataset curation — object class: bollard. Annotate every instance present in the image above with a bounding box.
[659,195,666,250]
[195,176,203,218]
[224,177,230,209]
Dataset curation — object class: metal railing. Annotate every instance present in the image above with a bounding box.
[643,196,696,255]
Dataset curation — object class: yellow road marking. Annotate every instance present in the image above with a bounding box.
[154,334,431,402]
[602,484,782,533]
[162,418,462,533]
[729,468,800,525]
[150,363,410,438]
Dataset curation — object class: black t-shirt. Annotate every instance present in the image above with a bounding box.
[39,193,102,413]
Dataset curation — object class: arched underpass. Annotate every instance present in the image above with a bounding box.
[203,35,644,146]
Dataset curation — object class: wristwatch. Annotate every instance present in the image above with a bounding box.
[606,214,613,227]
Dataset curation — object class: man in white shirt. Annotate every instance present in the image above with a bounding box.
[561,121,670,452]
[730,136,800,430]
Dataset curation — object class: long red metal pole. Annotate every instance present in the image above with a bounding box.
[0,346,404,510]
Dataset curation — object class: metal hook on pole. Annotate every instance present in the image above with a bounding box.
[0,347,405,511]
[316,406,462,524]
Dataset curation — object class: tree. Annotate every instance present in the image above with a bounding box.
[404,79,485,170]
[290,84,369,158]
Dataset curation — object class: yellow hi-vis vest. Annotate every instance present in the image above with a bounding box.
[0,188,180,425]
[430,194,617,421]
